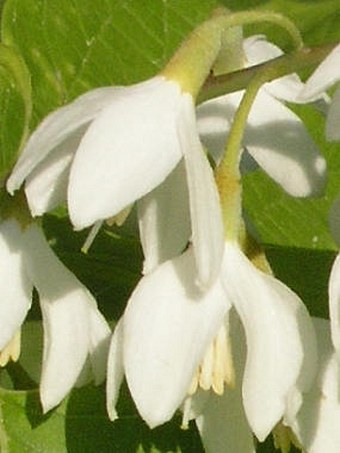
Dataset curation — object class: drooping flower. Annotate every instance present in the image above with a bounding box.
[298,43,340,141]
[198,35,327,197]
[106,240,317,442]
[6,9,247,289]
[0,217,110,411]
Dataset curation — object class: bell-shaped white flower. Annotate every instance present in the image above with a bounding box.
[6,76,224,289]
[106,249,229,427]
[106,241,316,440]
[198,35,327,197]
[0,218,110,411]
[298,43,340,141]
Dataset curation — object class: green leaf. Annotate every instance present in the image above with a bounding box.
[0,386,203,453]
[244,102,340,251]
[1,0,218,126]
[0,44,31,181]
[221,0,340,49]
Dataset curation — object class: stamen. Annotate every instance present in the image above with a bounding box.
[181,398,192,430]
[189,322,235,396]
[0,330,21,367]
[199,342,215,391]
[188,371,199,396]
[106,205,132,227]
[212,323,235,394]
[81,220,102,253]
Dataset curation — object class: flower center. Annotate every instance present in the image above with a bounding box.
[188,322,235,396]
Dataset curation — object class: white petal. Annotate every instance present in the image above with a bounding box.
[21,224,98,411]
[7,87,119,194]
[86,300,111,385]
[244,35,283,65]
[244,90,327,196]
[0,219,32,349]
[68,76,183,229]
[123,249,230,427]
[299,44,340,100]
[138,160,190,274]
[106,319,125,421]
[198,90,327,196]
[328,252,340,355]
[24,129,85,216]
[327,86,340,141]
[292,318,340,453]
[244,35,308,103]
[178,95,224,289]
[222,243,317,441]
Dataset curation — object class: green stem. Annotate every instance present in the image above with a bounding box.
[215,70,270,241]
[162,8,302,97]
[198,41,337,103]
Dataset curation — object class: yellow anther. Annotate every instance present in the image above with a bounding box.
[0,330,21,367]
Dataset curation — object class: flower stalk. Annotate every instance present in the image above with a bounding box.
[199,41,338,103]
[162,7,303,97]
[215,69,270,241]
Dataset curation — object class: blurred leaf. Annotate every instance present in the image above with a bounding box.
[244,102,340,251]
[0,386,203,453]
[0,44,31,180]
[220,0,340,49]
[266,246,336,317]
[1,0,218,126]
[0,0,340,451]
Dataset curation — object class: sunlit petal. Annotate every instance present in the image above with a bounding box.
[222,243,316,441]
[68,76,183,229]
[0,219,32,349]
[178,95,224,288]
[299,44,340,100]
[21,224,101,411]
[24,129,85,216]
[7,87,118,194]
[123,249,230,427]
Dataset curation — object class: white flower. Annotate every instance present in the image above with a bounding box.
[289,317,340,453]
[298,43,340,141]
[0,218,110,411]
[198,35,327,196]
[106,241,316,440]
[6,76,224,288]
